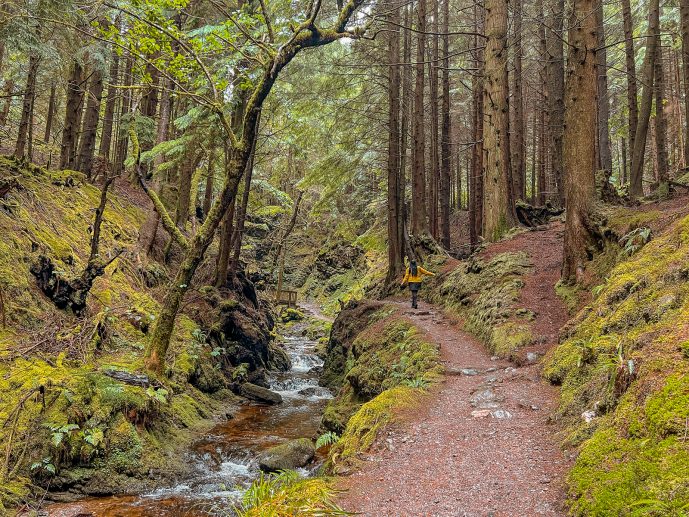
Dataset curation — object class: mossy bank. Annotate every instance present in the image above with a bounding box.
[0,158,285,510]
[544,211,689,515]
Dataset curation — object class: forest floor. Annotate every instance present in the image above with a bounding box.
[337,224,573,516]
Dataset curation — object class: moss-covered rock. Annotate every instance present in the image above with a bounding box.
[258,438,316,472]
[320,301,441,433]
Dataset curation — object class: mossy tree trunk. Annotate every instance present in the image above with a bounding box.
[562,0,598,284]
[482,0,514,242]
[143,3,369,374]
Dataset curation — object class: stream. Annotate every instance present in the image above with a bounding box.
[45,313,332,516]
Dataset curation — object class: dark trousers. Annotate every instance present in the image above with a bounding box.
[409,283,420,308]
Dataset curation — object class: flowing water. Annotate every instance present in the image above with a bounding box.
[45,317,332,517]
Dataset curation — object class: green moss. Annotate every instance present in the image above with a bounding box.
[490,322,533,357]
[322,308,442,432]
[329,386,419,472]
[545,213,689,513]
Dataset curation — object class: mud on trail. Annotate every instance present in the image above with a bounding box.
[338,226,573,516]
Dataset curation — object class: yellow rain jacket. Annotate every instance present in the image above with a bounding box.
[402,266,435,284]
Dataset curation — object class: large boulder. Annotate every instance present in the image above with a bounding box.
[240,383,283,405]
[258,438,316,473]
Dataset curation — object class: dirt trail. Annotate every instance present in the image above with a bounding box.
[338,226,572,516]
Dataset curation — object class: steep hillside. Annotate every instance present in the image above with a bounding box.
[545,208,689,515]
[0,158,285,510]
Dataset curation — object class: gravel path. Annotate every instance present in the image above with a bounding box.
[338,226,573,516]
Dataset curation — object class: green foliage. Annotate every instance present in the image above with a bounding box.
[316,431,340,449]
[233,471,349,517]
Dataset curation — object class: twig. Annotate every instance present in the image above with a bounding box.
[0,285,6,328]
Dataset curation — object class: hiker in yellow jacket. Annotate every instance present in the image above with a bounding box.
[401,260,435,309]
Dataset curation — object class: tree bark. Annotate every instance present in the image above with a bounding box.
[439,0,452,249]
[203,150,215,218]
[595,0,613,176]
[230,115,261,274]
[399,4,412,261]
[537,0,547,205]
[60,62,85,170]
[470,3,485,247]
[680,0,689,166]
[623,0,639,158]
[428,0,440,240]
[547,0,565,206]
[138,78,173,255]
[99,47,121,162]
[511,0,525,202]
[44,84,56,145]
[483,0,514,241]
[562,0,598,284]
[411,0,429,236]
[654,38,669,186]
[14,53,40,159]
[0,80,14,128]
[387,5,404,282]
[630,0,660,198]
[113,55,133,175]
[76,70,105,176]
[214,200,236,287]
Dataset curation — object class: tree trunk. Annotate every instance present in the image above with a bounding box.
[680,0,689,166]
[630,0,660,198]
[0,80,14,128]
[537,0,547,205]
[470,3,485,247]
[399,4,412,262]
[621,137,628,185]
[99,47,121,162]
[546,0,565,206]
[44,84,56,145]
[14,53,40,159]
[562,0,598,284]
[483,0,514,241]
[439,0,452,249]
[595,0,613,176]
[230,115,261,274]
[76,70,104,176]
[386,5,404,282]
[623,0,639,158]
[511,0,525,202]
[411,0,429,236]
[655,38,669,186]
[214,201,236,288]
[203,150,215,218]
[138,78,173,255]
[113,56,133,175]
[428,0,440,240]
[60,62,85,170]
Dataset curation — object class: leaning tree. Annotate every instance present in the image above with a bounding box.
[98,0,371,374]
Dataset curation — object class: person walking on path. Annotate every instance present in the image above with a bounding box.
[401,259,435,309]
